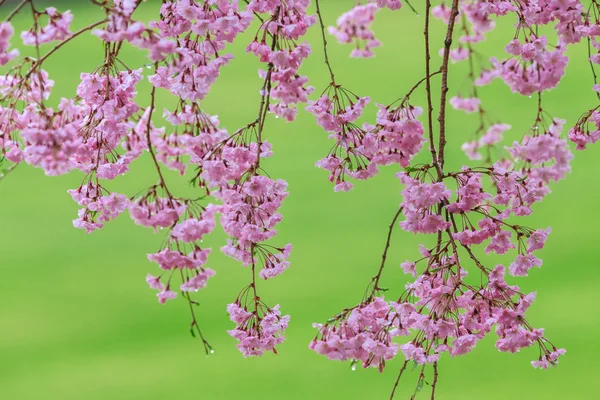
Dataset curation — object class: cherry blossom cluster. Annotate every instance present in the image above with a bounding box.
[0,0,315,357]
[328,1,401,58]
[307,0,600,398]
[1,0,599,397]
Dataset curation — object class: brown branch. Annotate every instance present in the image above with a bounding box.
[145,64,174,200]
[401,70,442,106]
[431,362,439,399]
[4,0,28,22]
[250,243,260,314]
[436,0,460,171]
[390,360,409,399]
[253,18,278,167]
[424,0,442,180]
[182,288,212,355]
[315,0,336,85]
[368,205,404,299]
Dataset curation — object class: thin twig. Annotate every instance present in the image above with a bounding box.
[145,63,174,200]
[424,0,442,179]
[369,205,404,299]
[315,0,336,84]
[431,362,439,399]
[0,162,18,181]
[5,0,28,22]
[390,360,409,399]
[400,70,442,105]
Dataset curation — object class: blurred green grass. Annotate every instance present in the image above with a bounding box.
[1,1,599,399]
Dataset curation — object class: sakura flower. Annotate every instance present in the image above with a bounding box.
[0,23,19,66]
[328,4,381,58]
[157,289,177,304]
[509,254,543,277]
[450,96,481,113]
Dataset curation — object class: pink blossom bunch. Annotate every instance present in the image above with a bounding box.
[18,99,85,175]
[93,0,177,61]
[369,104,426,167]
[328,3,381,58]
[462,123,511,160]
[69,182,128,233]
[449,96,480,113]
[21,6,72,45]
[310,297,400,372]
[397,172,451,234]
[147,1,252,101]
[74,69,143,178]
[569,105,600,149]
[306,0,595,396]
[0,22,19,66]
[307,86,374,191]
[227,301,290,357]
[491,36,569,96]
[247,0,315,121]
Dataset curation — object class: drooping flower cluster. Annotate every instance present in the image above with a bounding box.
[398,172,451,234]
[246,0,315,121]
[0,23,19,66]
[307,85,426,191]
[306,0,590,397]
[328,1,402,58]
[311,297,399,372]
[21,6,73,46]
[492,36,569,96]
[227,301,290,357]
[0,0,307,358]
[306,86,373,191]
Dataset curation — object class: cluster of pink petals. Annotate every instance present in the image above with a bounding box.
[462,123,511,160]
[19,99,85,176]
[309,92,426,191]
[21,7,72,45]
[507,118,573,186]
[569,105,600,150]
[227,302,290,357]
[130,195,186,230]
[310,297,400,371]
[171,214,216,243]
[145,1,253,101]
[328,4,381,58]
[148,248,211,271]
[491,36,568,96]
[398,173,451,234]
[247,1,315,121]
[447,170,490,213]
[450,96,480,113]
[453,217,499,246]
[217,175,292,280]
[0,23,19,66]
[375,0,402,10]
[313,257,565,369]
[93,0,177,61]
[75,69,144,177]
[307,92,374,191]
[370,104,425,167]
[69,183,128,233]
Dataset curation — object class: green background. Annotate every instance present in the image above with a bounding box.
[1,1,599,399]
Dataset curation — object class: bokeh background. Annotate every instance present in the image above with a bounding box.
[1,1,599,399]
